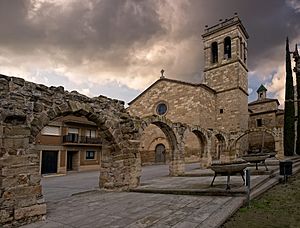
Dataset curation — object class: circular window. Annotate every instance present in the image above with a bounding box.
[156,103,168,116]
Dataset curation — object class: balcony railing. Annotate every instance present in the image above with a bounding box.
[63,134,102,145]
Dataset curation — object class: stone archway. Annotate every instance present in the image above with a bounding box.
[183,126,209,167]
[214,133,226,160]
[230,127,283,157]
[0,75,141,226]
[140,115,187,176]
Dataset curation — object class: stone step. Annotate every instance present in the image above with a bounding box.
[249,158,300,200]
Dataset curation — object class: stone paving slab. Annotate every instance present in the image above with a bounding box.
[21,191,242,228]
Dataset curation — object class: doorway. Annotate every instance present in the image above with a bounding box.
[67,151,79,171]
[155,144,166,163]
[41,150,58,174]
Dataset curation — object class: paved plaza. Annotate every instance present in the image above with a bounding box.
[41,163,199,202]
[22,190,243,228]
[21,159,298,228]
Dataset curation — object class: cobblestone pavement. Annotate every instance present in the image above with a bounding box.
[22,191,243,228]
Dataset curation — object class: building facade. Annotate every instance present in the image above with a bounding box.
[248,85,284,152]
[36,115,102,174]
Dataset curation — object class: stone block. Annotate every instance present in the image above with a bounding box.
[14,204,46,220]
[4,126,31,137]
[0,209,13,223]
[3,185,42,200]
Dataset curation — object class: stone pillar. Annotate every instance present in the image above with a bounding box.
[205,135,213,167]
[275,129,285,159]
[169,154,185,176]
[169,144,185,176]
[0,126,46,227]
[99,140,141,190]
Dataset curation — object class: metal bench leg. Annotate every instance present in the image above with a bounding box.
[211,173,217,186]
[240,172,245,183]
[263,161,268,171]
[226,175,231,190]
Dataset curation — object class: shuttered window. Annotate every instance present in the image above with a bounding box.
[41,126,60,136]
[68,128,79,134]
[86,129,96,138]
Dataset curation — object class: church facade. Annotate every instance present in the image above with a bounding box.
[128,15,251,165]
[128,16,249,163]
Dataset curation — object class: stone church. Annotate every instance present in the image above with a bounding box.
[127,15,282,166]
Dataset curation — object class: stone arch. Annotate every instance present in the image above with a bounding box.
[140,115,186,176]
[0,75,141,227]
[183,126,209,166]
[231,127,282,157]
[214,133,226,160]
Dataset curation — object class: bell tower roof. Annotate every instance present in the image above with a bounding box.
[202,14,249,39]
[256,84,267,93]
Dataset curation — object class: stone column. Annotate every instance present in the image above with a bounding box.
[204,135,213,167]
[275,128,285,159]
[169,150,185,176]
[169,142,185,176]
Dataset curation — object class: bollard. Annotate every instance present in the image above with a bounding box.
[245,169,251,207]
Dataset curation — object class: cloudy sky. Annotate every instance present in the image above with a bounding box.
[0,0,300,105]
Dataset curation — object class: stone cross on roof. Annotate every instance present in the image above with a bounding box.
[160,69,165,79]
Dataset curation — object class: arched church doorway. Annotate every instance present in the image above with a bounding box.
[155,143,166,163]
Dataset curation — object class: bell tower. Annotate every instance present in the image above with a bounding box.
[202,14,249,133]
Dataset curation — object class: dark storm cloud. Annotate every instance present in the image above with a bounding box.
[0,0,165,67]
[0,0,299,102]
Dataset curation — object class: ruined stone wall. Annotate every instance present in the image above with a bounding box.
[0,74,141,227]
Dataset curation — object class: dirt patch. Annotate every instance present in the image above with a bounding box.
[222,172,300,228]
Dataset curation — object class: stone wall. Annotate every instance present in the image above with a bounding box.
[0,74,141,227]
[128,79,216,129]
[249,100,279,113]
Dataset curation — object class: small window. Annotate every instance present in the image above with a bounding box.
[224,37,231,59]
[243,43,247,63]
[86,129,96,138]
[211,42,218,64]
[41,126,60,136]
[220,109,224,114]
[257,119,262,127]
[156,103,168,116]
[86,151,95,160]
